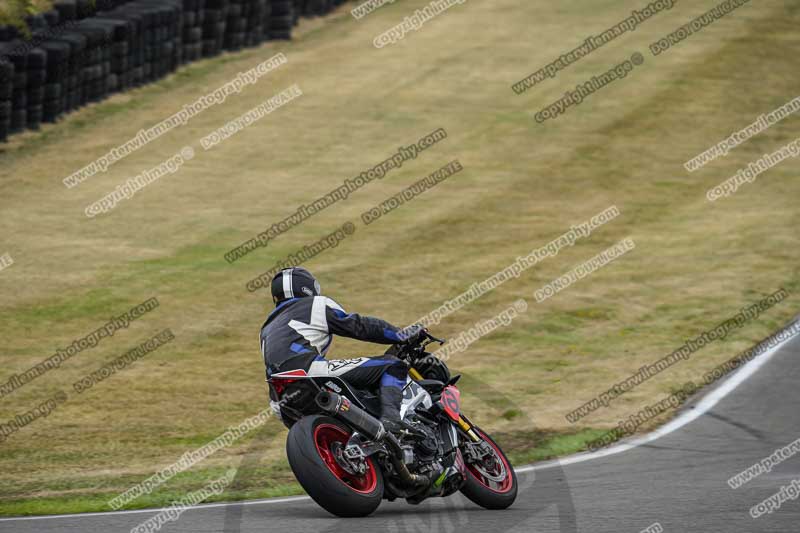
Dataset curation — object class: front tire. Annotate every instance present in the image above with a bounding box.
[286,415,384,517]
[460,427,518,509]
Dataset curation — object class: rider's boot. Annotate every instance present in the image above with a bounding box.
[379,385,411,437]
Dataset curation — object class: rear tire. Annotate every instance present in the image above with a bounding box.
[286,415,383,517]
[460,427,518,509]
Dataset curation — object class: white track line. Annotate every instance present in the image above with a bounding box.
[0,496,312,522]
[517,321,799,473]
[2,321,797,523]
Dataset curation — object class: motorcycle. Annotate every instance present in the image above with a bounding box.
[267,330,518,517]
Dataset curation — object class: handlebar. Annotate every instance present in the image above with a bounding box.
[396,328,446,363]
[424,331,447,346]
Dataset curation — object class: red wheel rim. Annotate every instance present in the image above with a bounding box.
[466,430,514,494]
[313,423,378,494]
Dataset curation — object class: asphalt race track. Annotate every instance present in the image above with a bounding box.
[3,326,799,533]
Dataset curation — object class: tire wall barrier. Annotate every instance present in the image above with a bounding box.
[0,0,348,142]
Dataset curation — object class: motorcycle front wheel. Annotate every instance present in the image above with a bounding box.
[460,427,518,509]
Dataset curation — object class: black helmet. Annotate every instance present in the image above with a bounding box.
[271,267,321,305]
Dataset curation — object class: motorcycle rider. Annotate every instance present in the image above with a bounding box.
[260,266,425,434]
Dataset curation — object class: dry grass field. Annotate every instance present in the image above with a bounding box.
[0,1,53,31]
[0,0,798,515]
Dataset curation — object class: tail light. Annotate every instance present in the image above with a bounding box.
[268,369,308,396]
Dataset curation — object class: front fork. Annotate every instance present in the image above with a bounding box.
[408,367,482,443]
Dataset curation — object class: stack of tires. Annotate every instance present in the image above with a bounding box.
[0,56,13,142]
[25,48,47,130]
[76,0,96,20]
[182,0,205,63]
[5,45,28,134]
[302,0,346,17]
[0,0,344,142]
[90,17,133,94]
[25,7,69,123]
[159,1,183,76]
[294,0,305,18]
[260,0,273,41]
[134,3,177,82]
[93,1,182,88]
[106,4,147,88]
[0,26,12,147]
[47,3,77,119]
[53,1,79,24]
[245,0,269,47]
[37,37,73,123]
[224,0,247,52]
[269,0,294,40]
[202,0,229,57]
[72,23,112,103]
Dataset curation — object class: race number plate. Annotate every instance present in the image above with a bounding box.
[440,385,461,421]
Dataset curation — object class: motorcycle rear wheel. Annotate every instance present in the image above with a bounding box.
[286,414,384,517]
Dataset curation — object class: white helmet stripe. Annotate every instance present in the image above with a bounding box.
[283,269,294,299]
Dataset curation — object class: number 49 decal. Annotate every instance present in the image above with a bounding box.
[440,385,461,421]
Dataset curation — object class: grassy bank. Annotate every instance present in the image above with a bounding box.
[0,0,798,516]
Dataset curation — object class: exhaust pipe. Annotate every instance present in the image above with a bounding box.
[315,391,430,488]
[384,433,430,488]
[316,390,385,441]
